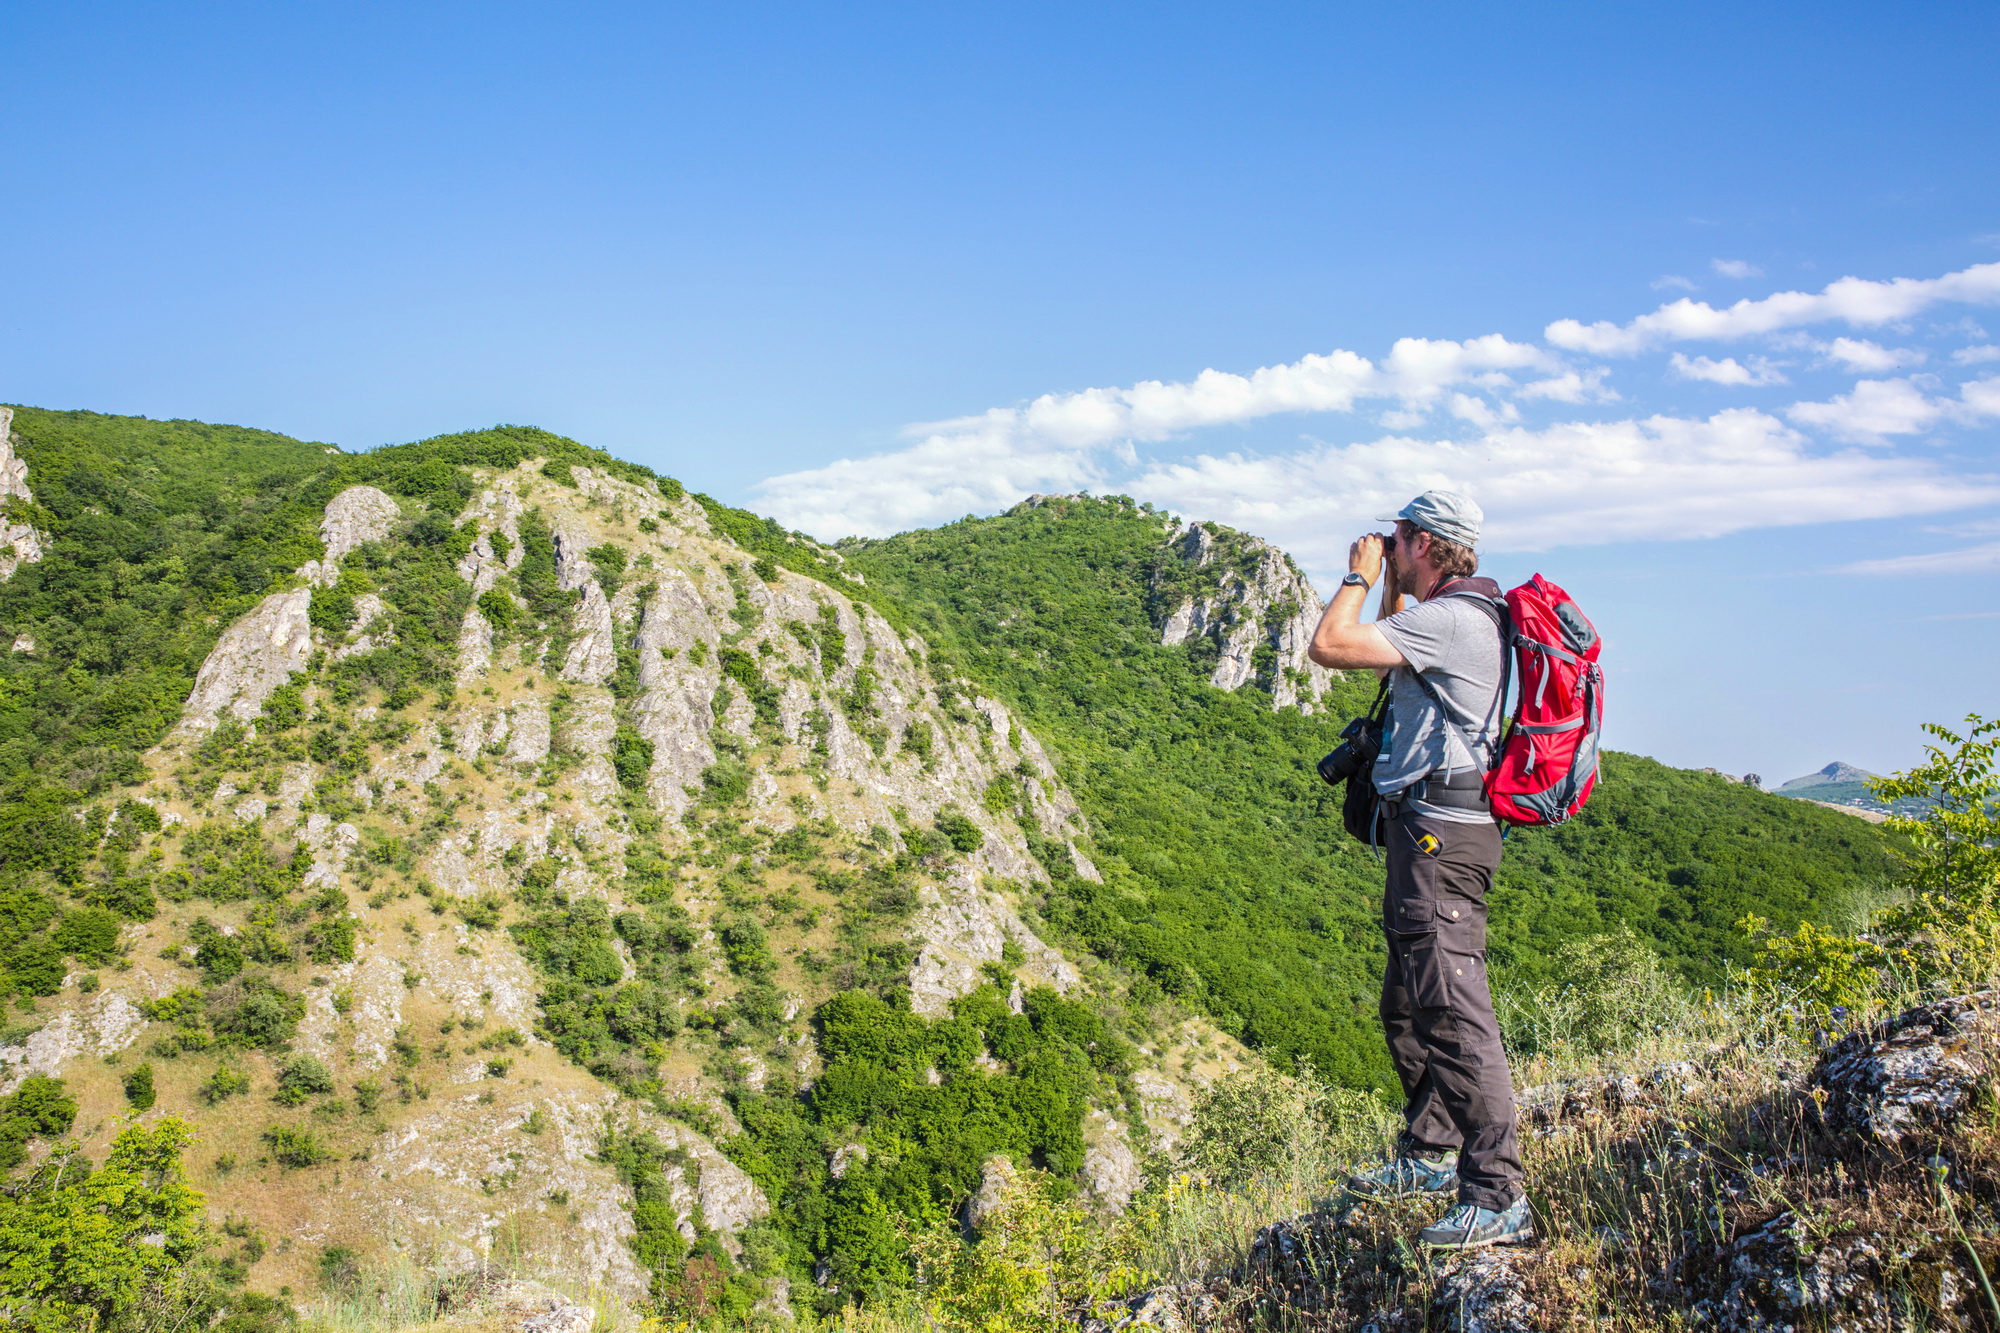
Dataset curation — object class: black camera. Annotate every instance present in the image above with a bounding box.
[1381,533,1397,554]
[1317,713,1382,786]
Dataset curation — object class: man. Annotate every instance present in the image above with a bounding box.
[1305,489,1531,1250]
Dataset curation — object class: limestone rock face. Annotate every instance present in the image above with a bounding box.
[1811,990,1997,1145]
[0,407,46,582]
[907,868,1078,1018]
[1153,520,1336,712]
[175,587,314,733]
[1080,1109,1142,1212]
[300,484,402,587]
[0,991,147,1091]
[962,1154,1018,1232]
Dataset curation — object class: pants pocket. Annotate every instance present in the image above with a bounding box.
[1438,948,1484,1004]
[1401,934,1450,1010]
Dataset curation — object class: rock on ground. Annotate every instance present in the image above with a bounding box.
[1812,989,1998,1146]
[1433,1249,1539,1333]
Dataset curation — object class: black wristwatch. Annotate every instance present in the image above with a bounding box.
[1341,571,1372,590]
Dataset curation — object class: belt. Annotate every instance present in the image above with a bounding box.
[1409,769,1491,813]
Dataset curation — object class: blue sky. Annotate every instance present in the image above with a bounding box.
[3,1,1997,782]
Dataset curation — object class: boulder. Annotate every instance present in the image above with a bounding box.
[1811,990,1998,1146]
[1671,1210,1961,1332]
[1433,1249,1539,1333]
[1085,1282,1227,1333]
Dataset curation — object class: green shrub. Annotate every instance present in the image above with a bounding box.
[261,1125,331,1168]
[200,1064,253,1105]
[275,1056,336,1107]
[0,1075,77,1170]
[317,1245,361,1293]
[1745,713,2000,1015]
[303,914,356,964]
[206,975,306,1048]
[1498,924,1693,1060]
[0,1118,207,1329]
[1178,1065,1395,1191]
[933,809,983,854]
[613,726,656,792]
[121,1062,157,1110]
[700,758,750,807]
[51,908,121,964]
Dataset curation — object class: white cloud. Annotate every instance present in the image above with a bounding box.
[1126,409,2000,571]
[1546,260,2000,356]
[1843,541,2000,576]
[1964,376,2000,418]
[1517,368,1619,402]
[1670,353,1788,386]
[1652,275,1698,292]
[1822,337,1926,372]
[1954,344,2000,364]
[755,336,1552,537]
[1787,377,1946,444]
[1787,374,2000,444]
[1712,259,1764,279]
[756,262,2000,570]
[1447,394,1519,428]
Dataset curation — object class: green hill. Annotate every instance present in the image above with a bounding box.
[838,495,1902,1088]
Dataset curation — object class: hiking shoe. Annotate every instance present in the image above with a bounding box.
[1346,1152,1459,1199]
[1418,1197,1535,1249]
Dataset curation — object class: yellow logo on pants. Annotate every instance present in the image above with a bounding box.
[1416,833,1442,856]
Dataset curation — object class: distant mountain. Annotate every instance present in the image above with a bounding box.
[1778,761,1878,791]
[1772,761,1933,818]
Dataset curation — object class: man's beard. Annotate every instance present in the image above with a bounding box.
[1393,561,1423,597]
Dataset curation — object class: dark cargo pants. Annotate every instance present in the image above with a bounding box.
[1380,802,1524,1211]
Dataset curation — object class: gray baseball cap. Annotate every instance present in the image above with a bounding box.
[1377,490,1483,547]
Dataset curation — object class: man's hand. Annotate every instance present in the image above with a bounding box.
[1309,532,1409,671]
[1350,532,1386,588]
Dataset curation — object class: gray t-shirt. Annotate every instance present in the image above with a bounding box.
[1374,595,1506,824]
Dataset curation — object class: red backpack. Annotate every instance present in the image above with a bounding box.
[1482,574,1603,826]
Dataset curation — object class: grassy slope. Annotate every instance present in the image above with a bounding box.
[839,496,1901,1091]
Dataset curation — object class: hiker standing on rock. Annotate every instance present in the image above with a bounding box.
[1305,490,1533,1250]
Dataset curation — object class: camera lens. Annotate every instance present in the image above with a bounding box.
[1382,534,1397,553]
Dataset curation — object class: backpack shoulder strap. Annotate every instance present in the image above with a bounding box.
[1422,581,1514,770]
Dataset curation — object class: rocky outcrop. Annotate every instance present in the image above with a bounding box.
[963,1154,1018,1232]
[433,1277,594,1333]
[0,991,147,1091]
[1432,1250,1539,1333]
[1811,990,1997,1145]
[1152,520,1336,712]
[1080,1110,1143,1212]
[300,484,402,587]
[0,407,46,582]
[908,868,1079,1018]
[1099,992,2000,1333]
[1668,1210,1955,1333]
[175,587,314,733]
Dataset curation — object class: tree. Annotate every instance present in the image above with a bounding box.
[1746,714,2000,1012]
[0,1118,207,1329]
